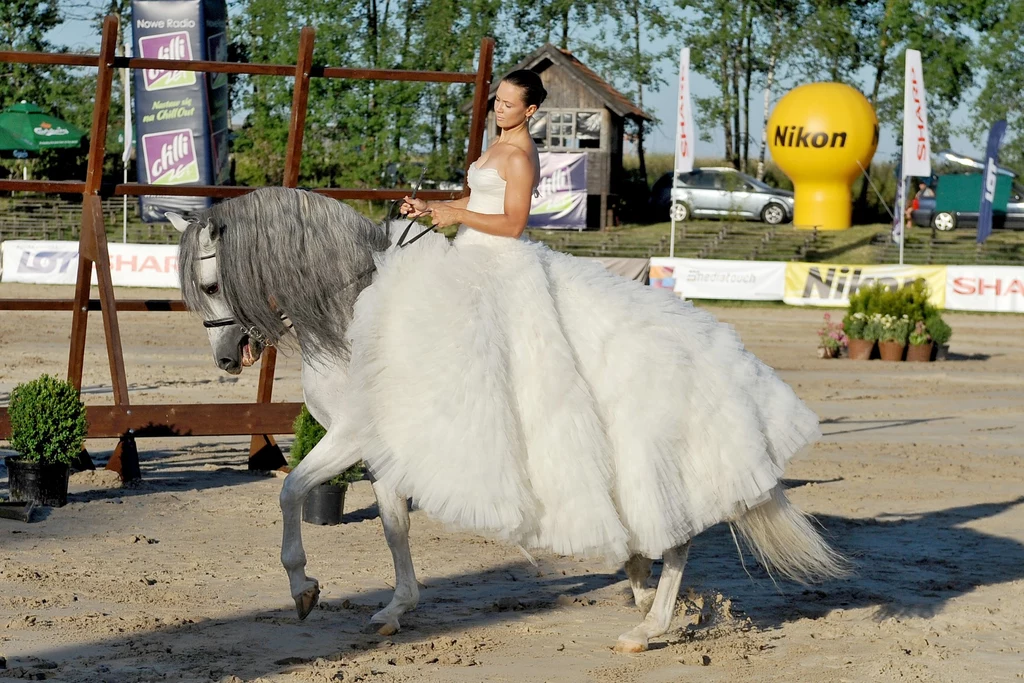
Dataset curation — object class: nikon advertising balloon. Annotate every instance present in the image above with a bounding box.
[768,83,878,230]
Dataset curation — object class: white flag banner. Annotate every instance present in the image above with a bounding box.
[902,49,931,178]
[122,40,133,164]
[674,47,694,174]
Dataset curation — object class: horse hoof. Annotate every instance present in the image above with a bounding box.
[294,584,320,620]
[377,622,399,636]
[614,637,648,654]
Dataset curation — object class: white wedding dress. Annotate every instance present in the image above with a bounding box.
[340,161,821,563]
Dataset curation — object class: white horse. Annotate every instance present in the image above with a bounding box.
[171,187,847,653]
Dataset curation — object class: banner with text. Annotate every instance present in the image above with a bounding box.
[945,265,1024,313]
[784,262,946,308]
[649,258,786,300]
[528,152,587,230]
[131,0,229,222]
[1,241,180,288]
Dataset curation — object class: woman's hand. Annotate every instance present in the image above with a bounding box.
[429,203,462,228]
[400,196,429,218]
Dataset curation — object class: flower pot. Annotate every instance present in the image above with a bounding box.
[932,343,950,361]
[302,482,347,525]
[847,339,874,360]
[906,342,933,362]
[5,456,70,507]
[816,346,840,359]
[878,341,906,361]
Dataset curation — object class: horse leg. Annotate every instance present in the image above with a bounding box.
[279,425,362,619]
[625,554,656,617]
[367,480,420,635]
[614,542,691,653]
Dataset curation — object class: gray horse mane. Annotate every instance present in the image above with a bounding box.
[179,187,390,362]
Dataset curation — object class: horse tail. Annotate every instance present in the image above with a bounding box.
[730,485,850,584]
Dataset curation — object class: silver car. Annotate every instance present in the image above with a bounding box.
[662,167,794,224]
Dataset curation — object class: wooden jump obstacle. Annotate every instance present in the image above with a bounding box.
[0,15,495,480]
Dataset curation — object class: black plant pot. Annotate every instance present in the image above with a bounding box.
[5,456,71,507]
[302,482,346,525]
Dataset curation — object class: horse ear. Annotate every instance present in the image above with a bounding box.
[198,219,217,253]
[166,212,190,233]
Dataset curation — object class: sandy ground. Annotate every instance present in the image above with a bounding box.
[1,282,1023,683]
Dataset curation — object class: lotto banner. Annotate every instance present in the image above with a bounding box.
[649,258,785,300]
[784,262,946,308]
[0,241,180,288]
[945,265,1024,312]
[131,0,229,222]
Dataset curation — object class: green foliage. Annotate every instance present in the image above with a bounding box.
[847,279,952,345]
[289,405,365,486]
[842,311,868,340]
[6,374,87,466]
[863,313,885,343]
[925,311,953,346]
[878,314,911,344]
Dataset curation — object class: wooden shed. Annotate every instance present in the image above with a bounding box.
[483,44,652,229]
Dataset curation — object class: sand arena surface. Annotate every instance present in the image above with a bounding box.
[1,283,1023,683]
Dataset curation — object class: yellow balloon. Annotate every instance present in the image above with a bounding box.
[768,82,878,230]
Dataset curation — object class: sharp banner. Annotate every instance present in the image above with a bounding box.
[131,0,230,222]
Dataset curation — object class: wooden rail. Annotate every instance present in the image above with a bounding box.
[0,16,495,479]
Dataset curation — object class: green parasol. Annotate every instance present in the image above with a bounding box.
[0,101,86,154]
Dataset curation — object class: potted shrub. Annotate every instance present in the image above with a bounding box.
[906,320,933,362]
[816,312,847,358]
[290,405,366,525]
[925,311,952,361]
[878,314,911,361]
[4,375,88,508]
[843,311,873,360]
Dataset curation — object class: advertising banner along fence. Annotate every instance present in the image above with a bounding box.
[945,265,1024,313]
[784,262,947,308]
[1,241,180,288]
[650,258,786,300]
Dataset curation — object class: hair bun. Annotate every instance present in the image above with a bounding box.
[502,69,547,108]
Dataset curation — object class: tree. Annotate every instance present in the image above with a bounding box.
[0,1,95,180]
[970,0,1024,175]
[583,0,675,184]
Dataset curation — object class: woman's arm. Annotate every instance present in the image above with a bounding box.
[432,196,470,211]
[401,193,470,217]
[428,153,534,238]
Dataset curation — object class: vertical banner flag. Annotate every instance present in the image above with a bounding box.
[902,49,931,178]
[891,159,904,244]
[670,46,694,258]
[977,119,1008,244]
[122,40,133,165]
[131,0,230,222]
[528,152,587,230]
[675,47,694,174]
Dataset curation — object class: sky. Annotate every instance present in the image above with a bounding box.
[47,6,986,165]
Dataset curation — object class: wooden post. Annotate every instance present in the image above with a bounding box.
[247,26,316,470]
[465,37,495,179]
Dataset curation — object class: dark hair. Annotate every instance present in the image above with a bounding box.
[501,69,547,108]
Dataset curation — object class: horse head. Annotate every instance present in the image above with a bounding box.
[170,211,264,375]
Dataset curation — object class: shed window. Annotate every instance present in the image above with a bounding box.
[527,109,602,150]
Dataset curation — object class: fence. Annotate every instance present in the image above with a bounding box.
[0,15,495,480]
